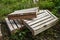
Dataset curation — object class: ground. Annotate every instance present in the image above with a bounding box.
[0,0,60,40]
[1,20,60,40]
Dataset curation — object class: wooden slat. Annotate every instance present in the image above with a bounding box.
[17,19,24,27]
[33,17,54,30]
[34,19,58,35]
[13,7,39,14]
[17,19,23,24]
[5,18,14,31]
[31,17,53,28]
[28,15,51,28]
[28,15,51,26]
[8,7,39,19]
[14,19,22,28]
[10,20,17,29]
[22,10,58,36]
[24,11,49,23]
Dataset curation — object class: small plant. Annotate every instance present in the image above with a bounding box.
[10,28,30,40]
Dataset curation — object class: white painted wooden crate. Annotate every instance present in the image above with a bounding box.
[8,7,39,19]
[5,18,24,34]
[22,10,59,36]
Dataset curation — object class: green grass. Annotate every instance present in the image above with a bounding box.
[0,0,60,20]
[0,0,60,40]
[0,0,36,20]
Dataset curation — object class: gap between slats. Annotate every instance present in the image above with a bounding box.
[13,19,21,29]
[34,19,57,35]
[24,12,49,23]
[31,16,53,28]
[33,17,54,30]
[29,15,51,26]
[9,20,18,29]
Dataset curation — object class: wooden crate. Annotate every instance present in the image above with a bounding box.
[22,10,59,36]
[5,18,24,34]
[8,7,39,20]
[0,24,3,40]
[8,12,37,19]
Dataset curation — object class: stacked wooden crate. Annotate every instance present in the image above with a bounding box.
[8,7,39,20]
[5,7,58,36]
[5,18,24,34]
[22,10,59,36]
[5,7,39,34]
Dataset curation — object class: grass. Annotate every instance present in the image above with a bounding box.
[0,0,36,20]
[0,0,60,40]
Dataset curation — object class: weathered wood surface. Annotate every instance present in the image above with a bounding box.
[0,24,3,40]
[5,18,24,34]
[8,14,37,20]
[22,10,59,36]
[8,7,39,19]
